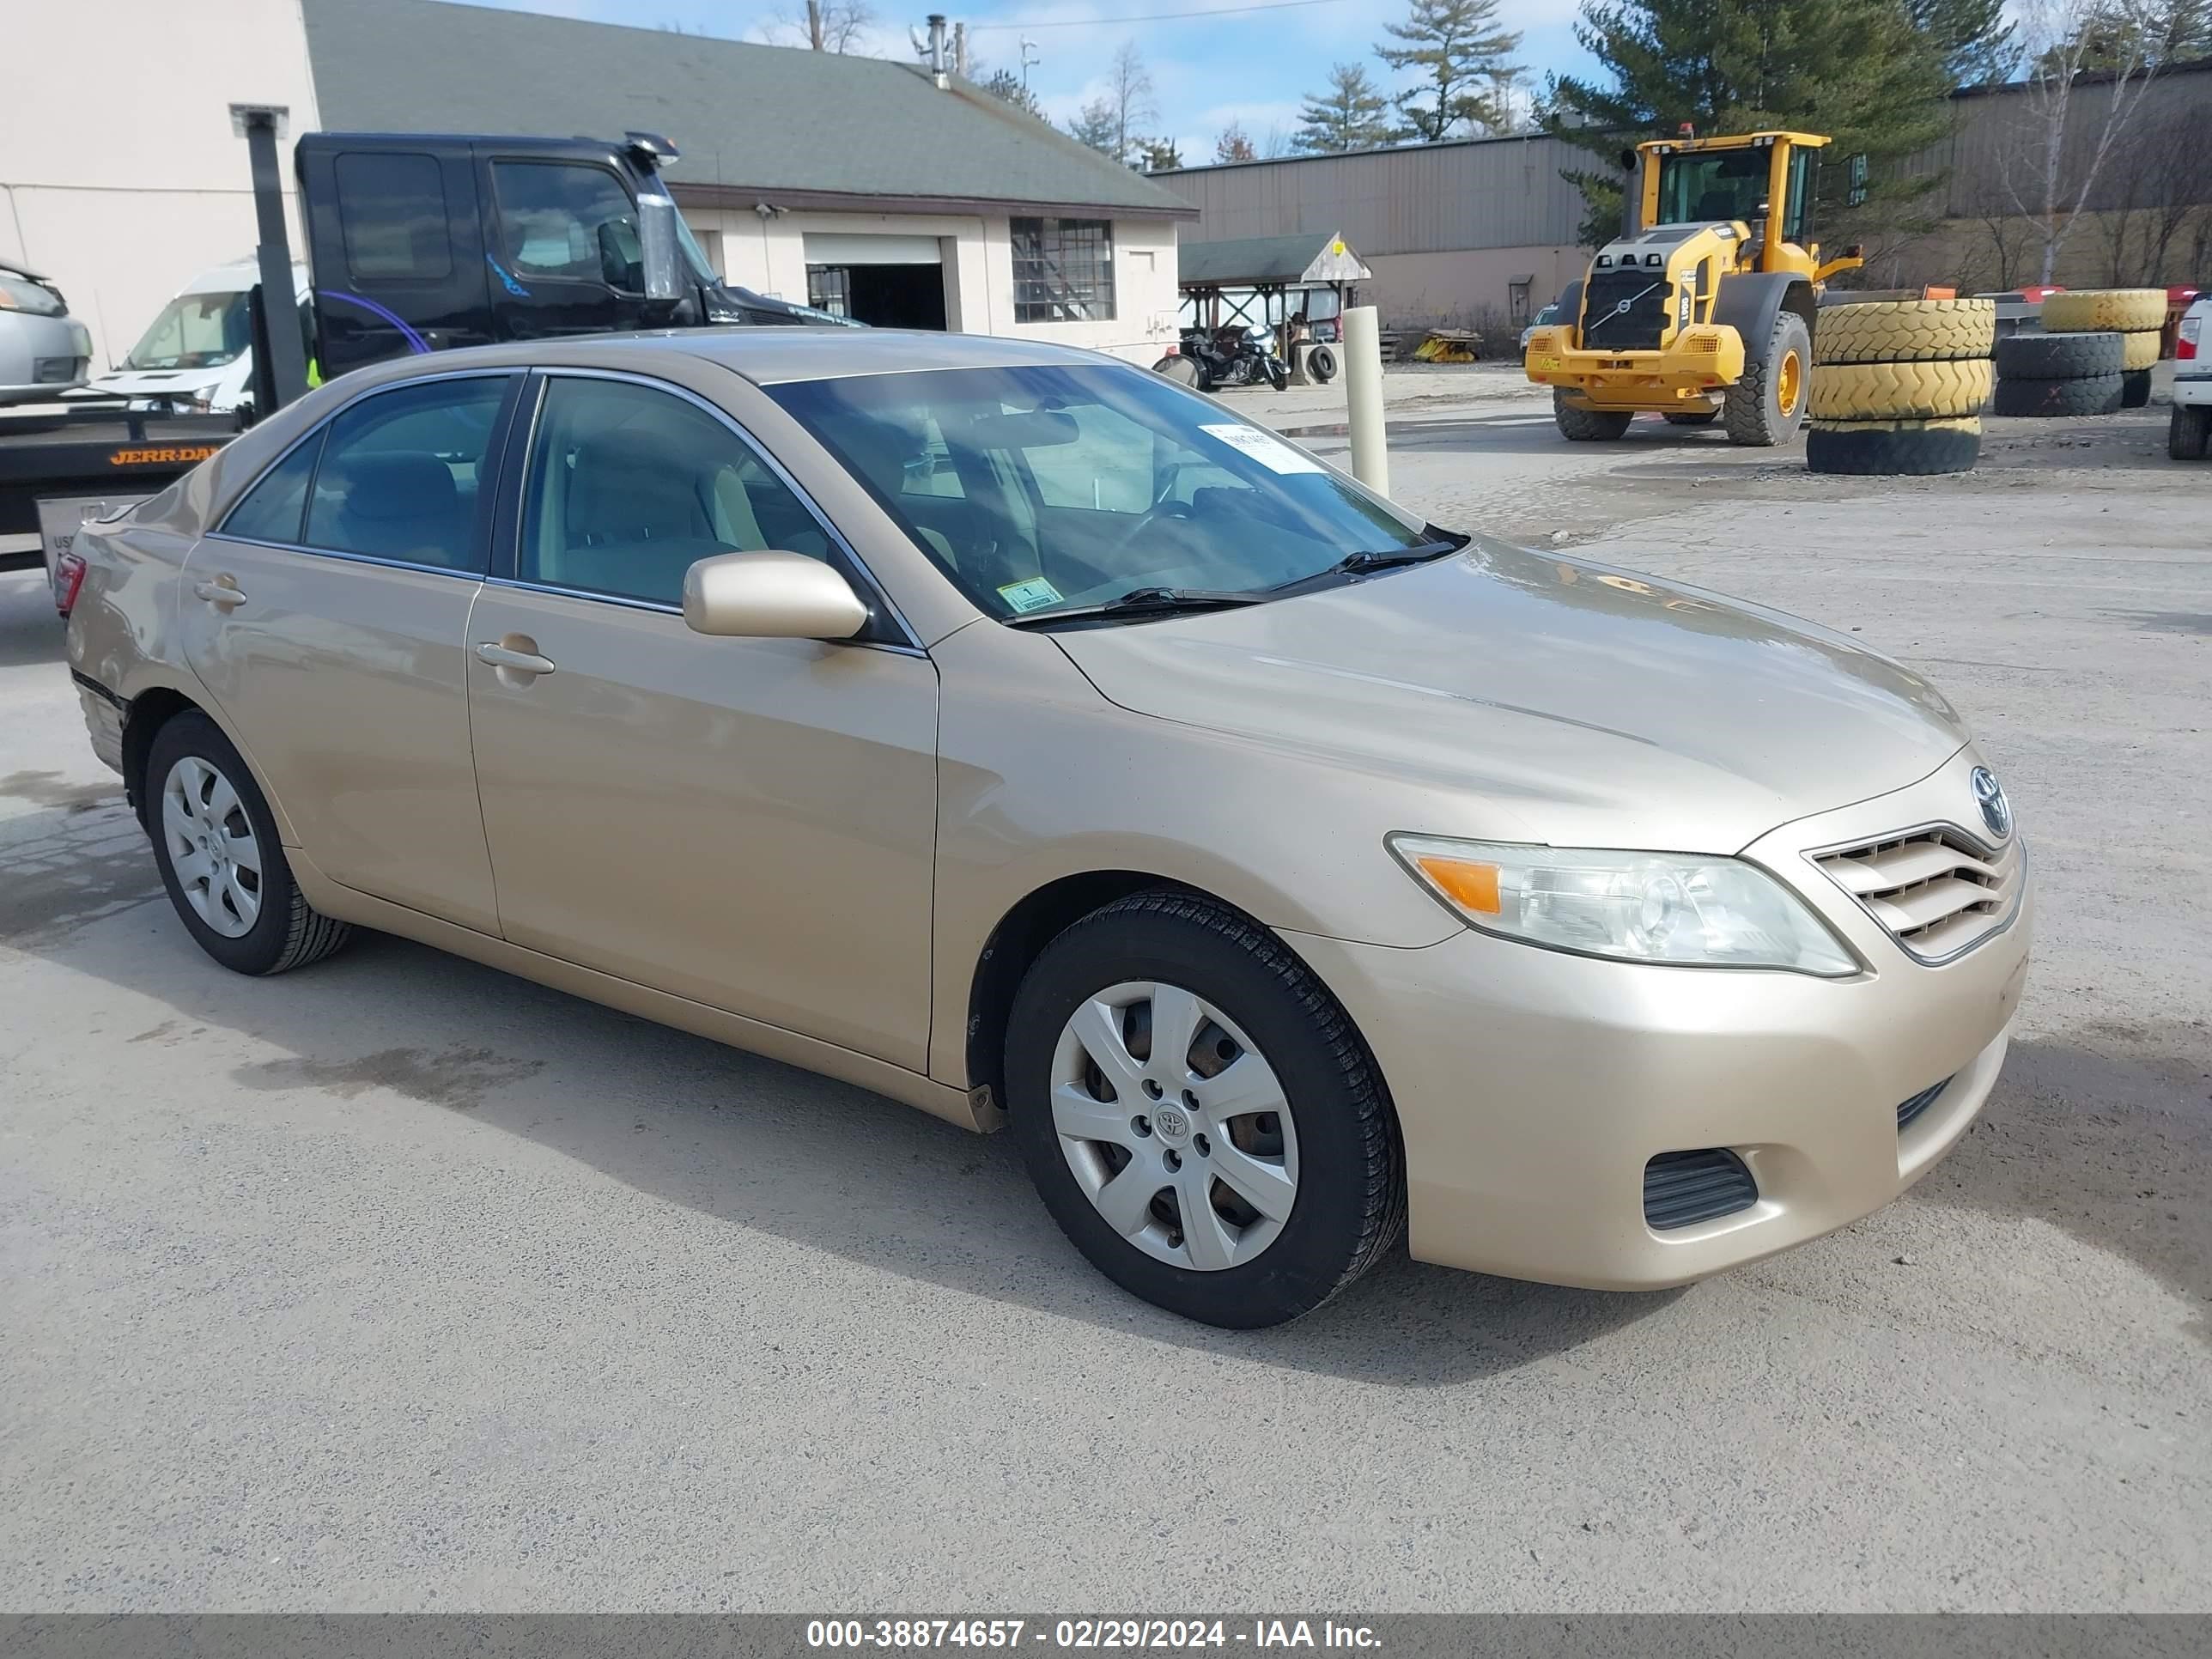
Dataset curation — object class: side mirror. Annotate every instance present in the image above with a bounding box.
[1618,148,1638,173]
[635,194,684,305]
[1846,154,1869,209]
[683,550,870,640]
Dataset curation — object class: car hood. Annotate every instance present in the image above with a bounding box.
[85,368,228,394]
[1050,540,1970,854]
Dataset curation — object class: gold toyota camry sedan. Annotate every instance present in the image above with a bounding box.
[60,330,2032,1328]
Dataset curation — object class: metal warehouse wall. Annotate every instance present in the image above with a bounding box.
[1158,133,1589,255]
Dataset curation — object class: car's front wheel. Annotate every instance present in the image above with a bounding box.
[145,711,353,975]
[1006,890,1403,1328]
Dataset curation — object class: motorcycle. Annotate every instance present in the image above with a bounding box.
[1154,325,1289,392]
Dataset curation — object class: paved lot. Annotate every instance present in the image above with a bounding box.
[2,372,2207,1612]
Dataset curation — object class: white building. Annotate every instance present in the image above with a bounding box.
[2,0,1193,374]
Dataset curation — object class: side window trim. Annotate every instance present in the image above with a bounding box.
[207,368,523,579]
[491,367,922,650]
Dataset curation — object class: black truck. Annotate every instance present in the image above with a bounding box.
[2,126,835,559]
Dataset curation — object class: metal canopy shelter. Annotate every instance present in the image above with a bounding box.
[1176,231,1372,331]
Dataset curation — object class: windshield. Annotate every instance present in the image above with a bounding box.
[768,363,1438,623]
[675,216,720,288]
[124,289,251,370]
[1656,146,1771,227]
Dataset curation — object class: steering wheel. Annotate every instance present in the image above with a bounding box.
[1102,497,1196,561]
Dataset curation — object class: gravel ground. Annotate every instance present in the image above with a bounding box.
[1,370,2206,1613]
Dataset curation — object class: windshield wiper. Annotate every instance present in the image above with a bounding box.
[1005,586,1265,629]
[1270,531,1469,595]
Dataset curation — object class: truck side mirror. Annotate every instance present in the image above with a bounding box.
[636,196,684,305]
[1618,148,1638,173]
[1846,154,1869,209]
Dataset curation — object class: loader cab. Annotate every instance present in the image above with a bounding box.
[1638,131,1832,281]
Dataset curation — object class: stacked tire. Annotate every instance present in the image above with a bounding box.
[1807,298,1994,475]
[2036,289,2166,410]
[1992,331,2126,416]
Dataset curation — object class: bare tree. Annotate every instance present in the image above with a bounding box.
[1258,122,1293,159]
[1214,122,1257,163]
[1104,42,1157,165]
[774,0,874,52]
[2007,0,2170,283]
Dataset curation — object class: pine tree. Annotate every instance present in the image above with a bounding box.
[1067,100,1121,157]
[979,68,1044,119]
[1140,137,1185,172]
[1909,0,2019,88]
[1375,0,1523,142]
[1294,64,1395,152]
[1547,0,1954,245]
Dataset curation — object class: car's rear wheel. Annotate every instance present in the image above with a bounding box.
[145,711,352,975]
[2172,403,2212,460]
[1006,890,1403,1328]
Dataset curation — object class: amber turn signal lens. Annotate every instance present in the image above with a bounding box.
[1415,855,1502,915]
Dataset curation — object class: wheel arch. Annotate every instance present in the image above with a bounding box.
[118,680,297,845]
[1712,271,1814,356]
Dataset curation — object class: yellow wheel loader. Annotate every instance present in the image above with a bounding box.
[1524,130,1865,445]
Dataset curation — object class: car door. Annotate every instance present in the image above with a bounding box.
[478,153,650,343]
[177,371,520,933]
[465,371,939,1070]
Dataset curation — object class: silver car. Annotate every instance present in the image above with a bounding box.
[0,262,94,404]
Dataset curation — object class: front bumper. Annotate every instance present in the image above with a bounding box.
[1289,749,2034,1291]
[1524,325,1747,410]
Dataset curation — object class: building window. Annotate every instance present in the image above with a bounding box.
[1011,217,1115,324]
[806,265,851,319]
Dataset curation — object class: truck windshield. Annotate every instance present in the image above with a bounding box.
[1656,148,1770,227]
[675,216,720,287]
[124,290,251,370]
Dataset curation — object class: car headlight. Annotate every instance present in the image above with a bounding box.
[1388,835,1858,976]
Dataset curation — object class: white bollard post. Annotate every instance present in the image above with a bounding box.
[1341,305,1389,498]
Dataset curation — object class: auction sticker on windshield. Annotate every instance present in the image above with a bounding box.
[1200,423,1322,475]
[996,576,1065,613]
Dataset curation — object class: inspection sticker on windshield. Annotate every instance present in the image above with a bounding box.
[996,576,1064,613]
[1201,422,1322,475]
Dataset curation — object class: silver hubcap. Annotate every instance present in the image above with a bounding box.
[160,754,262,939]
[1051,980,1298,1272]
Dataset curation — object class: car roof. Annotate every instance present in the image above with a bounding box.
[346,328,1137,387]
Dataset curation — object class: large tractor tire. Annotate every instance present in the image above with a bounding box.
[2040,289,2166,333]
[2119,330,2162,371]
[2120,368,2153,409]
[1554,392,1633,441]
[1662,409,1720,426]
[1994,331,2125,379]
[1990,372,2124,417]
[1805,416,1981,477]
[2170,404,2212,460]
[1809,357,1993,422]
[1814,298,1996,364]
[1723,309,1813,446]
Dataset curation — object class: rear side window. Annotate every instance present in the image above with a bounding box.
[219,433,325,544]
[334,152,454,281]
[301,376,513,571]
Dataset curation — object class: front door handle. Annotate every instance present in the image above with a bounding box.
[475,641,556,677]
[192,580,247,609]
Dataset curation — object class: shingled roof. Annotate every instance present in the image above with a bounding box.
[301,0,1197,219]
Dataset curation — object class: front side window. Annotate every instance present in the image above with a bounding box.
[1011,218,1115,323]
[493,162,643,287]
[521,378,835,608]
[124,290,251,370]
[335,152,453,281]
[301,375,513,570]
[1656,149,1771,227]
[219,431,326,544]
[770,363,1437,622]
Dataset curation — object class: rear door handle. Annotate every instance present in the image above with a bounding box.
[192,580,247,609]
[475,641,556,677]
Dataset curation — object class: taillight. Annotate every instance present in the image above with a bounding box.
[53,551,87,618]
[2179,316,2201,362]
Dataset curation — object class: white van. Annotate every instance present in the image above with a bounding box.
[80,258,312,414]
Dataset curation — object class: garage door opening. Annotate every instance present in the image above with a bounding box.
[804,233,949,331]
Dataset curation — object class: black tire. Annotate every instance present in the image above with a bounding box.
[1990,372,2124,417]
[1993,330,2125,379]
[1005,890,1404,1329]
[1305,343,1338,384]
[1804,418,1981,476]
[1267,358,1289,392]
[144,710,353,976]
[1194,359,1216,394]
[1723,308,1813,446]
[1152,355,1200,387]
[2120,367,2152,409]
[2171,403,2212,460]
[1554,392,1633,441]
[1662,409,1720,426]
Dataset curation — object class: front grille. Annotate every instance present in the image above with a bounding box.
[1582,268,1671,351]
[1814,827,2025,963]
[1895,1079,1950,1132]
[1644,1149,1758,1231]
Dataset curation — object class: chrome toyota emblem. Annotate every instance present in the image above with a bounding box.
[1153,1104,1190,1142]
[1970,767,2011,841]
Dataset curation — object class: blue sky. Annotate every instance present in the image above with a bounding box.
[448,0,1604,161]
